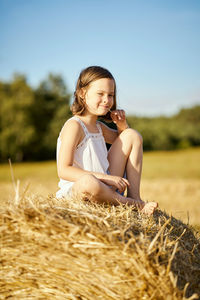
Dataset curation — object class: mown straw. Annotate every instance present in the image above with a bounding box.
[0,191,200,300]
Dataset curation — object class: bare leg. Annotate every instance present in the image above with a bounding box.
[71,174,157,215]
[71,174,140,207]
[108,129,158,214]
[108,128,143,200]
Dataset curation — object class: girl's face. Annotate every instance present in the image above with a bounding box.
[83,78,115,116]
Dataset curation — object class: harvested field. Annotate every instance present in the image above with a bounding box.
[141,178,200,228]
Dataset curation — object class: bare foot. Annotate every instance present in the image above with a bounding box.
[140,201,158,216]
[125,198,158,215]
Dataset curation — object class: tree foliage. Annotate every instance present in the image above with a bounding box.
[0,73,71,162]
[127,105,200,151]
[0,73,200,162]
[0,74,35,161]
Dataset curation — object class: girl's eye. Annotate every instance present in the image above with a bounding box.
[98,93,103,96]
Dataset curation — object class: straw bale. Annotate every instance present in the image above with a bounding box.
[0,193,200,299]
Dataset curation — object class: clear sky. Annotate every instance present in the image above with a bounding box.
[0,0,200,116]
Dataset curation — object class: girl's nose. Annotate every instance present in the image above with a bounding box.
[103,95,109,103]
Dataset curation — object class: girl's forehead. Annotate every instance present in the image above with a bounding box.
[89,78,115,90]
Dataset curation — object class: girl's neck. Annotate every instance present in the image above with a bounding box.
[76,113,98,125]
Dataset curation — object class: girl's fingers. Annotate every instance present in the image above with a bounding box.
[110,176,129,193]
[110,112,118,123]
[111,110,126,122]
[117,180,128,192]
[119,110,124,119]
[117,110,123,120]
[118,178,129,192]
[118,185,125,193]
[123,178,130,187]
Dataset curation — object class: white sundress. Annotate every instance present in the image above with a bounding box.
[56,116,109,199]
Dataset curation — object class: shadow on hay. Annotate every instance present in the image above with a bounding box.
[151,210,200,298]
[122,208,200,299]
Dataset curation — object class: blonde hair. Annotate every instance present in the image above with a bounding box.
[71,66,117,121]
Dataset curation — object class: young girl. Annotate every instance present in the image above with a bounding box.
[56,66,158,215]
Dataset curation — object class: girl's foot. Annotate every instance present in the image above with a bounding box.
[127,198,158,216]
[140,201,158,215]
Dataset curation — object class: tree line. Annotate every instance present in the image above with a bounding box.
[127,105,200,151]
[0,73,200,162]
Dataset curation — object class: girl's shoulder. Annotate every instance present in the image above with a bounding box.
[60,117,84,141]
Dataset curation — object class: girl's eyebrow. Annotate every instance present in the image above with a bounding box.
[97,89,114,95]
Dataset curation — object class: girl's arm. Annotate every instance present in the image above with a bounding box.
[58,120,101,181]
[57,119,85,181]
[99,109,129,144]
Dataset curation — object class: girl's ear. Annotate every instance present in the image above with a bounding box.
[79,88,86,100]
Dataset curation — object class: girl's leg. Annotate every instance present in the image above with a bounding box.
[108,128,158,214]
[108,128,143,200]
[71,174,156,215]
[71,174,137,206]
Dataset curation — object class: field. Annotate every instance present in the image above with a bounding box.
[1,147,200,227]
[1,148,200,299]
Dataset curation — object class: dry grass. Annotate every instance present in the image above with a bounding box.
[141,179,200,228]
[142,148,200,180]
[1,192,200,299]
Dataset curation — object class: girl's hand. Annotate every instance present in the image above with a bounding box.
[103,175,130,194]
[110,109,129,132]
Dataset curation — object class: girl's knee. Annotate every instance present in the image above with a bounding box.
[121,128,143,146]
[78,174,101,197]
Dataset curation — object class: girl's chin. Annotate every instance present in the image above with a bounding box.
[98,108,109,115]
[98,112,108,116]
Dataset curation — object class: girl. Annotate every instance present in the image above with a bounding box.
[56,66,158,215]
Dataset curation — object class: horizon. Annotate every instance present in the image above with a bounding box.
[1,70,199,118]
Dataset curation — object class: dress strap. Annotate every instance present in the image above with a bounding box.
[72,116,89,136]
[96,122,103,135]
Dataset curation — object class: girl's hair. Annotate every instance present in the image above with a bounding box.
[71,66,117,121]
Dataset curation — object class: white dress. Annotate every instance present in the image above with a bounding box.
[56,116,109,198]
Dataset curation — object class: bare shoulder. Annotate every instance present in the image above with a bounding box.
[60,118,84,143]
[98,121,118,144]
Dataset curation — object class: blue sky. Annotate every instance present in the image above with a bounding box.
[0,0,200,116]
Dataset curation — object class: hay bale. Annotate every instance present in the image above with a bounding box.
[0,194,200,299]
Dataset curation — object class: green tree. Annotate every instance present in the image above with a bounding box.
[28,73,71,160]
[0,73,71,162]
[127,106,200,151]
[0,74,35,162]
[174,105,200,147]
